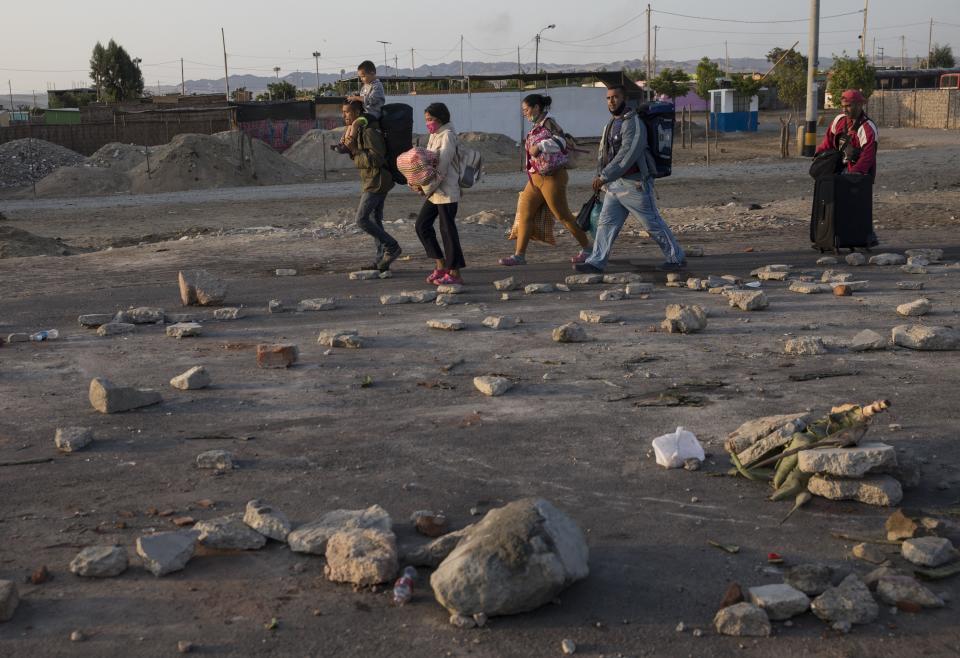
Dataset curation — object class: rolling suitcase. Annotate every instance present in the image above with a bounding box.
[810,173,873,252]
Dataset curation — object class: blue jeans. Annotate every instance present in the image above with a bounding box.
[586,178,685,270]
[355,192,398,260]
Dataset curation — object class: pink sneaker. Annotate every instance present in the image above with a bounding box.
[426,268,448,285]
[498,254,526,266]
[570,250,590,264]
[436,272,464,285]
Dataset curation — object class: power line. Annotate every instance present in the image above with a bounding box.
[652,8,864,24]
[543,13,646,44]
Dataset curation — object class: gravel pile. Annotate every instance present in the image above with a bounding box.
[0,139,86,188]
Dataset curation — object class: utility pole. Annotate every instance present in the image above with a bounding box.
[900,35,906,70]
[860,0,869,57]
[273,66,281,80]
[646,4,652,88]
[460,35,464,78]
[878,46,884,68]
[535,24,556,79]
[928,18,934,67]
[394,55,399,78]
[725,41,730,75]
[872,37,876,66]
[411,49,416,93]
[8,80,14,113]
[181,58,185,95]
[221,28,230,101]
[313,51,321,93]
[377,41,391,77]
[801,0,820,158]
[653,26,658,77]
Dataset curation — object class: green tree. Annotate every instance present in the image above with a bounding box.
[694,57,723,103]
[648,68,691,101]
[929,43,955,68]
[622,66,647,82]
[267,81,297,100]
[827,54,874,108]
[89,39,144,102]
[730,74,762,99]
[766,47,808,114]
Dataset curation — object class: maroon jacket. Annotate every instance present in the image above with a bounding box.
[816,113,878,178]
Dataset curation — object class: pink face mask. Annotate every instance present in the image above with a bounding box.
[425,120,441,134]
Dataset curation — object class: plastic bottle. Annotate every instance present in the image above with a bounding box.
[392,566,417,606]
[29,329,59,342]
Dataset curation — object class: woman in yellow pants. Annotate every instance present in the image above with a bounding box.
[499,94,592,266]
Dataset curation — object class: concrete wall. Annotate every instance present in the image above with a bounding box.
[867,89,960,129]
[387,86,610,140]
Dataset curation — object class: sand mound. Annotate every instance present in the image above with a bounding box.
[34,165,131,197]
[88,143,150,172]
[0,139,86,188]
[0,226,75,258]
[284,129,355,172]
[458,132,520,161]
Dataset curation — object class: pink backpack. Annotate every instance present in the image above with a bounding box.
[526,123,570,175]
[396,147,439,187]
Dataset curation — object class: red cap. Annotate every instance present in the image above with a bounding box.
[841,89,866,103]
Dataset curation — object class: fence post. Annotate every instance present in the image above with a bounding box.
[321,131,327,181]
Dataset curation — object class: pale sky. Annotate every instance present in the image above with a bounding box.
[3,0,959,94]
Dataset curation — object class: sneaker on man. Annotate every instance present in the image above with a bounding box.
[573,262,603,274]
[655,261,688,273]
[570,249,590,264]
[377,246,402,272]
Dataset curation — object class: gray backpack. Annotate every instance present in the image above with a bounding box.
[455,141,483,188]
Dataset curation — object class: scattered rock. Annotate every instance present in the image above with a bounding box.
[876,575,944,608]
[905,248,943,261]
[808,474,903,506]
[288,505,392,555]
[849,329,887,352]
[317,329,362,348]
[727,290,768,311]
[789,281,833,294]
[713,602,771,637]
[870,253,907,266]
[474,376,512,397]
[785,564,832,596]
[0,580,17,622]
[901,537,956,567]
[268,299,285,313]
[195,449,234,470]
[685,245,705,257]
[493,277,520,291]
[412,511,449,538]
[324,528,399,586]
[69,546,128,577]
[166,322,203,338]
[661,304,707,334]
[55,427,93,452]
[427,318,464,331]
[449,614,476,629]
[430,498,588,617]
[863,566,904,589]
[725,412,811,455]
[170,366,211,390]
[404,290,438,303]
[379,294,411,305]
[213,307,245,320]
[275,268,297,276]
[178,269,227,306]
[810,574,878,624]
[177,640,194,653]
[797,442,897,477]
[747,583,810,620]
[565,274,603,285]
[437,284,464,295]
[852,542,889,565]
[896,299,932,317]
[195,514,267,550]
[885,510,919,541]
[900,264,928,275]
[348,270,380,280]
[625,282,653,295]
[256,343,299,368]
[892,325,960,351]
[525,283,554,294]
[817,256,839,266]
[846,253,867,266]
[599,289,625,302]
[136,531,197,576]
[78,313,115,327]
[114,307,164,324]
[603,273,643,284]
[561,638,577,655]
[784,336,828,355]
[482,315,518,330]
[552,322,588,343]
[89,377,162,414]
[833,284,852,296]
[243,499,291,542]
[896,281,924,291]
[756,270,788,281]
[70,631,85,642]
[96,322,136,337]
[297,298,337,311]
[580,310,618,324]
[435,294,463,305]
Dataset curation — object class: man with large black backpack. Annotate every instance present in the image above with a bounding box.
[573,85,686,274]
[809,89,880,252]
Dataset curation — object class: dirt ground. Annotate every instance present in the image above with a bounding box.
[1,120,960,657]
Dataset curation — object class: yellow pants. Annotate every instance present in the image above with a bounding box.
[514,169,590,254]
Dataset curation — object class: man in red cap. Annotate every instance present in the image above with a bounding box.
[816,88,879,245]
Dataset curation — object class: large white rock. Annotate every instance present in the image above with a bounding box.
[324,528,398,586]
[892,325,960,351]
[195,514,268,550]
[748,583,810,620]
[808,474,902,506]
[901,537,957,567]
[797,442,897,477]
[69,546,128,577]
[243,499,291,542]
[474,376,513,397]
[430,498,588,617]
[136,531,196,576]
[876,575,944,608]
[0,580,19,621]
[810,574,878,624]
[288,505,392,555]
[661,304,707,334]
[713,602,771,637]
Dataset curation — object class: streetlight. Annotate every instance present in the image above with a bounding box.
[312,51,321,94]
[534,24,555,77]
[376,41,391,77]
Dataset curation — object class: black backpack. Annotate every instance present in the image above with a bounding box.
[637,101,675,178]
[809,114,866,180]
[379,103,413,185]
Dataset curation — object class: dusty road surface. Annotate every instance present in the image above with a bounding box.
[1,125,960,657]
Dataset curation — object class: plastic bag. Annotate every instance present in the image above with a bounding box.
[652,426,704,469]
